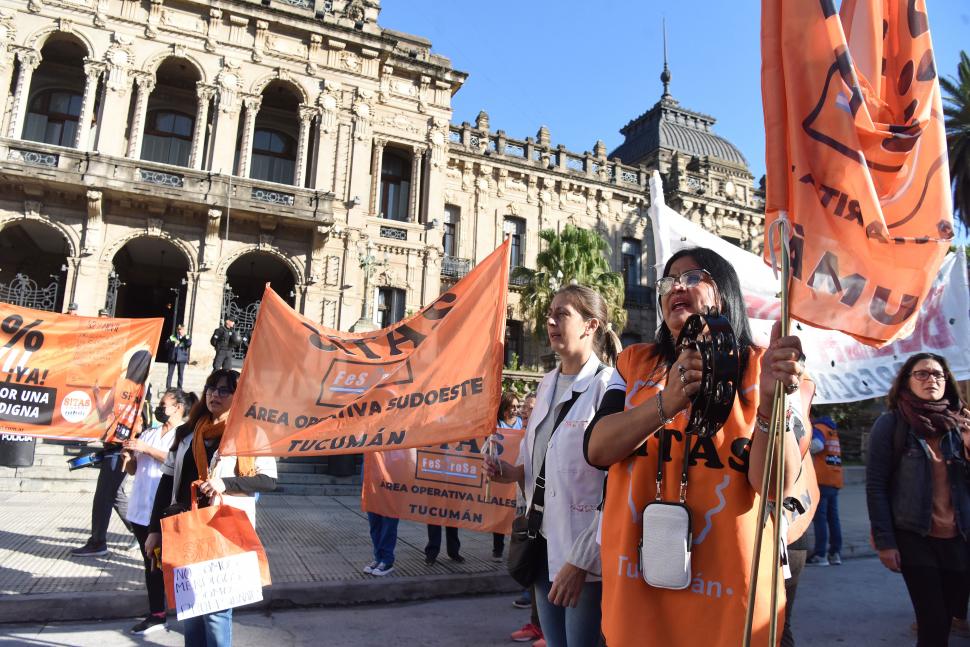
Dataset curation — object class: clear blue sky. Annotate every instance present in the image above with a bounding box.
[380,0,969,185]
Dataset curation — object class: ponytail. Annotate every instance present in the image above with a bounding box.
[554,284,623,367]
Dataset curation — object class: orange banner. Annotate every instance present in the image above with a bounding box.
[0,304,163,441]
[219,241,510,457]
[762,0,953,347]
[361,427,523,533]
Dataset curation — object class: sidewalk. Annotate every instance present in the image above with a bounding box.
[0,470,875,624]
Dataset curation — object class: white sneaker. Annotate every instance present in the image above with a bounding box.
[362,560,378,574]
[805,554,829,566]
[828,552,842,565]
[371,562,395,576]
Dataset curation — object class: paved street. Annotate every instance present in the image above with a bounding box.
[2,557,970,646]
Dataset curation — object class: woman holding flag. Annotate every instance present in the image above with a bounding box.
[485,284,620,647]
[145,369,277,647]
[584,247,812,647]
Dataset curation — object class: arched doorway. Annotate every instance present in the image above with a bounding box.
[222,251,295,362]
[23,34,89,148]
[141,57,203,167]
[108,237,189,359]
[0,221,69,311]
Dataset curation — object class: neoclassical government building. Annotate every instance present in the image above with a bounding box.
[0,0,765,374]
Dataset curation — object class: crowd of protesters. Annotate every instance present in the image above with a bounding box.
[59,246,970,647]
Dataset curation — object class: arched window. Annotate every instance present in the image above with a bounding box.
[23,89,83,147]
[141,110,194,167]
[251,128,296,185]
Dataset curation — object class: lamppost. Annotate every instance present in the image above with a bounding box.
[351,237,388,332]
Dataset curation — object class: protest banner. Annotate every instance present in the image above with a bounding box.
[361,427,524,534]
[220,241,510,457]
[172,551,264,621]
[648,171,970,405]
[761,0,953,346]
[0,304,162,441]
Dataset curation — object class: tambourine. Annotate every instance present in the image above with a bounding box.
[67,451,104,471]
[676,310,741,438]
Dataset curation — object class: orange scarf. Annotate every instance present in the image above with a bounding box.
[192,417,257,479]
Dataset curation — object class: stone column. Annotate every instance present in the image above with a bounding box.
[209,83,242,176]
[0,53,16,131]
[368,138,386,217]
[76,61,106,150]
[126,73,155,158]
[188,84,215,169]
[7,49,41,139]
[294,104,316,188]
[236,95,261,177]
[313,88,339,192]
[408,145,424,222]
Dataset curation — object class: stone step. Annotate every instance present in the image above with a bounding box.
[275,472,362,486]
[276,462,331,474]
[1,464,102,481]
[269,483,362,496]
[0,475,99,493]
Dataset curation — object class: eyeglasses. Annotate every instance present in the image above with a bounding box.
[205,386,235,397]
[910,370,946,383]
[657,269,713,297]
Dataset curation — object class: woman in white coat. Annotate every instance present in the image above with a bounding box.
[486,284,620,647]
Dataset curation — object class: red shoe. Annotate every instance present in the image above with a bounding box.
[510,623,542,642]
[532,639,547,647]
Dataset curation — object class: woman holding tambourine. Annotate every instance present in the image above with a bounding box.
[584,247,813,647]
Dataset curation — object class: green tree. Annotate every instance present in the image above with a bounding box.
[941,51,970,231]
[510,225,627,341]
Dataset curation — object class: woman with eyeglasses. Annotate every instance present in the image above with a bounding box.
[867,353,970,646]
[584,247,814,647]
[145,369,277,647]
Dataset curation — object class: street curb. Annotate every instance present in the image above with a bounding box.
[0,572,521,624]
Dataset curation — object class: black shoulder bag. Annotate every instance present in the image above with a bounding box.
[507,365,605,587]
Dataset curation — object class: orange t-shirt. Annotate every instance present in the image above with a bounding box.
[600,344,787,647]
[104,376,144,444]
[811,421,844,489]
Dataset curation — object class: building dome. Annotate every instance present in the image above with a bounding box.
[610,94,749,169]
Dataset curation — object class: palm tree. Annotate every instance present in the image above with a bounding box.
[941,50,970,231]
[510,225,627,341]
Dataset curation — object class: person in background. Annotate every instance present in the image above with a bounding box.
[365,512,399,577]
[488,285,620,647]
[424,524,464,566]
[807,411,843,566]
[210,319,244,371]
[492,391,522,562]
[867,353,970,646]
[123,388,195,635]
[146,369,277,646]
[166,325,192,390]
[66,302,79,315]
[512,392,538,610]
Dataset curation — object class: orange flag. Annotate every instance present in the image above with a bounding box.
[762,0,953,347]
[0,304,162,441]
[219,241,510,457]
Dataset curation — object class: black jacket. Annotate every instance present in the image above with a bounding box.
[210,326,244,352]
[866,411,970,550]
[166,333,191,363]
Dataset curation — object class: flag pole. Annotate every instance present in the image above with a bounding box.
[742,215,791,647]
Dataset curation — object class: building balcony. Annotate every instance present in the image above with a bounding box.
[0,138,335,226]
[441,255,472,280]
[624,285,656,308]
[509,267,532,289]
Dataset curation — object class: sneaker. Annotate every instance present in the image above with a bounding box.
[371,561,395,576]
[362,560,378,574]
[70,542,108,557]
[449,554,465,564]
[425,555,437,566]
[952,618,970,638]
[510,623,542,642]
[512,591,532,609]
[805,554,829,566]
[532,639,547,647]
[827,552,842,565]
[492,550,504,562]
[130,614,166,635]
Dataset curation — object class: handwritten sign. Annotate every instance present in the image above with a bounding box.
[173,551,263,620]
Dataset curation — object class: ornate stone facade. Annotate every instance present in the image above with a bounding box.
[0,0,763,373]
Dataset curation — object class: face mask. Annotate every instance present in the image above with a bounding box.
[154,405,171,424]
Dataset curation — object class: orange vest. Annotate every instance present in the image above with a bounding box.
[812,421,843,489]
[600,344,785,647]
[105,377,144,443]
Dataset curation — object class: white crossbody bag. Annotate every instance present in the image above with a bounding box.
[638,427,693,590]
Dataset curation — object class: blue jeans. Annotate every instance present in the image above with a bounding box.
[534,558,602,647]
[812,485,842,557]
[367,512,399,565]
[183,608,232,647]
